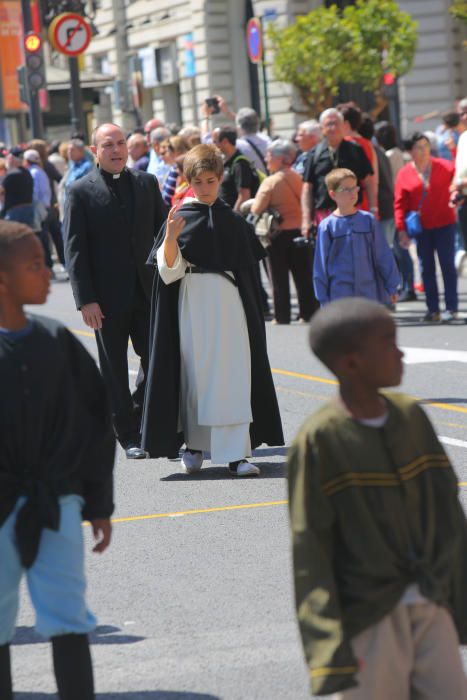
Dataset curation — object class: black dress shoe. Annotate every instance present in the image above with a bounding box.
[398,289,417,302]
[124,443,147,459]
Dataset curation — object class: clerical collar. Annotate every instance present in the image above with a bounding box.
[100,167,125,181]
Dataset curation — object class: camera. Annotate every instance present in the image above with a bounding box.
[293,236,314,248]
[205,97,220,114]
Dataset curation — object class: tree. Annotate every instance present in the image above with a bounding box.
[268,0,417,117]
[449,0,467,47]
[449,0,467,22]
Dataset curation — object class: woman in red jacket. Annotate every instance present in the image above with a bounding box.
[395,132,457,322]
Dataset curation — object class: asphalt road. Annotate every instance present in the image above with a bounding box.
[11,273,467,699]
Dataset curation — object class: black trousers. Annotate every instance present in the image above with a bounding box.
[47,207,65,265]
[267,229,318,323]
[95,282,150,446]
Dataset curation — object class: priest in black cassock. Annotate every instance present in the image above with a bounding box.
[64,123,167,459]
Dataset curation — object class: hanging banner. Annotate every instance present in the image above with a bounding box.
[0,0,26,112]
[183,33,196,78]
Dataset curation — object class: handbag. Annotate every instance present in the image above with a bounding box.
[404,175,429,239]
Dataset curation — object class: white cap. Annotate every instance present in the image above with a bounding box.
[23,148,41,164]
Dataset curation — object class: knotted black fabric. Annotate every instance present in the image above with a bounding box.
[0,474,61,569]
[141,198,284,458]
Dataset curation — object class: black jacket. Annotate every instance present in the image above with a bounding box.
[63,167,167,316]
[0,315,115,568]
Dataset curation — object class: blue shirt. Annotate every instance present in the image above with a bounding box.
[313,210,399,305]
[65,157,93,193]
[29,164,51,207]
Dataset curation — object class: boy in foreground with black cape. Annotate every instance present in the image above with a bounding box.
[0,221,115,699]
[141,144,283,475]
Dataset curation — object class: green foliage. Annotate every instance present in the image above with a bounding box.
[268,0,418,115]
[449,0,467,22]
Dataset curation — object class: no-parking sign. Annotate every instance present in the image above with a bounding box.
[246,18,263,64]
[48,13,92,56]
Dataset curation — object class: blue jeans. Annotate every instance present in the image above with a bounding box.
[393,234,414,292]
[416,223,458,313]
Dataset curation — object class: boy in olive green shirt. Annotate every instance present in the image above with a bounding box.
[288,297,467,699]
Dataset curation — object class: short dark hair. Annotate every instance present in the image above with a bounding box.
[405,132,430,151]
[442,111,460,128]
[337,102,362,131]
[358,113,374,140]
[308,298,391,372]
[374,121,398,151]
[216,125,237,146]
[0,220,35,271]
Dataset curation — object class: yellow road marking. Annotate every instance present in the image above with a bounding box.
[83,500,288,526]
[72,329,467,417]
[73,328,95,338]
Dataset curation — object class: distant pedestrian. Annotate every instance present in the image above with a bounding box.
[212,124,260,210]
[146,126,171,183]
[1,147,34,229]
[394,132,458,322]
[251,139,317,324]
[301,108,374,237]
[64,123,167,459]
[288,297,467,700]
[23,149,52,269]
[236,107,271,174]
[313,168,398,306]
[293,119,322,177]
[127,132,150,171]
[0,220,115,700]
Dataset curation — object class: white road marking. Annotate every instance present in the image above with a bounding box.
[402,347,467,364]
[438,436,467,449]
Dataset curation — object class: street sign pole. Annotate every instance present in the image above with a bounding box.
[69,56,85,136]
[259,17,270,136]
[48,12,93,138]
[246,17,271,136]
[20,0,43,137]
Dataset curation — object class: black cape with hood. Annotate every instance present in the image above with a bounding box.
[141,198,284,458]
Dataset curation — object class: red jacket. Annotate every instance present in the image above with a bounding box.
[394,157,456,232]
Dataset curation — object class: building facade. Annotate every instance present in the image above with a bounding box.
[82,0,467,139]
[1,0,466,144]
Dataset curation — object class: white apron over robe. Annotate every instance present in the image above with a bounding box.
[156,244,252,462]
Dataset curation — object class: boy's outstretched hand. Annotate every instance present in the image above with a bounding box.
[91,518,112,553]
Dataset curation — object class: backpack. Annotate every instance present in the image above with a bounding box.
[229,154,266,197]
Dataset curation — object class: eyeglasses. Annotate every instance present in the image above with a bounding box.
[335,185,359,194]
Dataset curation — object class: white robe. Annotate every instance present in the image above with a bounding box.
[156,244,252,463]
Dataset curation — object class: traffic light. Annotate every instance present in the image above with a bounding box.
[16,65,29,105]
[24,31,47,93]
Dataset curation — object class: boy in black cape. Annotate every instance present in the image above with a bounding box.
[141,144,283,475]
[0,221,115,700]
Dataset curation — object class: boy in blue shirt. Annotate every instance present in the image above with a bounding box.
[0,220,115,699]
[313,168,399,306]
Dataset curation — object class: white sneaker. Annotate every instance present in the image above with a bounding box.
[228,460,260,477]
[441,310,458,323]
[181,449,204,474]
[455,250,467,274]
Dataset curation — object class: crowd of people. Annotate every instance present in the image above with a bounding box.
[1,95,467,699]
[2,96,466,324]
